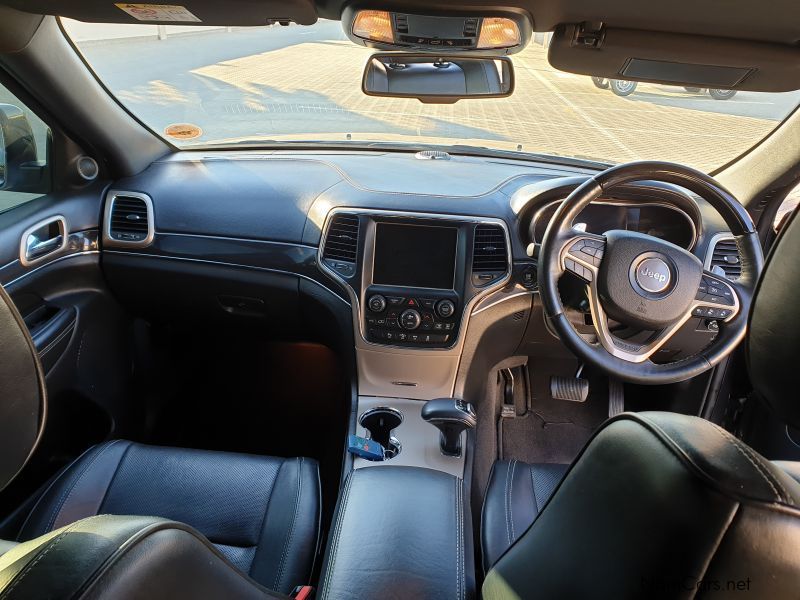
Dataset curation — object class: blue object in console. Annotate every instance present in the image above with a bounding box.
[347,435,385,461]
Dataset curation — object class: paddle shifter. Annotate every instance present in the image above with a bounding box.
[421,398,477,457]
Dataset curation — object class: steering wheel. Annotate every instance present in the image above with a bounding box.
[539,161,764,385]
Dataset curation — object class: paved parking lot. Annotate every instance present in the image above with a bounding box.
[55,21,800,170]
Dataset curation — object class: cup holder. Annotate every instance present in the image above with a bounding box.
[360,407,403,460]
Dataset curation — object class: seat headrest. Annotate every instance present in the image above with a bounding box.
[748,206,800,428]
[0,283,46,491]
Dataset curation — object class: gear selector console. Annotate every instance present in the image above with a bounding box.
[421,398,477,457]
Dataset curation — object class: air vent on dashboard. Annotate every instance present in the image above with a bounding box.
[104,192,154,247]
[322,213,360,278]
[472,224,508,287]
[708,237,741,280]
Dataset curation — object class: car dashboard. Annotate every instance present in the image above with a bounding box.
[98,149,735,402]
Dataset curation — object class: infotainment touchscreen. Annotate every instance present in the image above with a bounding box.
[373,223,458,289]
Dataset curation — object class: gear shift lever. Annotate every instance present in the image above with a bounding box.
[421,398,477,457]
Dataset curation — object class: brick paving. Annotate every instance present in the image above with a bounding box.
[185,39,792,170]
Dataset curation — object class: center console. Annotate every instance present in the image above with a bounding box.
[319,209,512,399]
[320,209,510,351]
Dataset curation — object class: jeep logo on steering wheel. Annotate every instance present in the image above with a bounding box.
[635,257,671,293]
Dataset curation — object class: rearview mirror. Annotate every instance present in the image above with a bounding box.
[362,53,514,103]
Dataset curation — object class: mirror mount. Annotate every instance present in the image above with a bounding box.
[362,53,514,104]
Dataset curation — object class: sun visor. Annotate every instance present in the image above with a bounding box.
[549,24,800,92]
[0,0,318,26]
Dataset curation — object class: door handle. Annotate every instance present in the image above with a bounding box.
[26,234,63,260]
[20,215,67,267]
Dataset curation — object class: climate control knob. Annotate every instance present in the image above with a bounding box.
[368,295,387,313]
[436,299,455,318]
[400,309,422,330]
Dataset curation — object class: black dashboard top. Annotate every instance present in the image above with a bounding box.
[113,149,731,261]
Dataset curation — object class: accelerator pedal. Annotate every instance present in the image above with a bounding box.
[608,378,625,417]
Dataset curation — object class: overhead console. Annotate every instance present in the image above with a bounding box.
[320,210,511,350]
[342,7,532,55]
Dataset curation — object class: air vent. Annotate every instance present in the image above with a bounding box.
[463,18,479,37]
[708,237,741,280]
[395,14,409,33]
[322,213,360,277]
[105,192,153,247]
[472,224,508,287]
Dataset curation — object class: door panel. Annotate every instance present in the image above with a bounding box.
[0,190,140,521]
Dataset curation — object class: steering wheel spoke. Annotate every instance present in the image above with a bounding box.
[561,231,606,284]
[585,272,690,363]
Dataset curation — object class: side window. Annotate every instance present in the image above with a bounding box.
[774,181,800,233]
[0,81,51,213]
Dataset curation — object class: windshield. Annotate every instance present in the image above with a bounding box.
[62,19,800,171]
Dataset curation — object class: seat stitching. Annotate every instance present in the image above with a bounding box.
[46,440,121,533]
[249,459,283,576]
[0,521,80,599]
[509,460,517,542]
[96,442,133,514]
[504,461,513,546]
[320,472,353,600]
[456,477,464,600]
[711,425,791,505]
[321,473,352,599]
[460,479,465,600]
[454,477,459,600]
[529,465,539,513]
[274,457,303,590]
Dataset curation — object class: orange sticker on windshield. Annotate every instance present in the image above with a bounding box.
[164,123,203,140]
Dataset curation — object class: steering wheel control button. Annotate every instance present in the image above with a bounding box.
[696,276,736,305]
[635,257,672,294]
[368,295,387,313]
[400,309,422,330]
[568,238,606,268]
[693,306,733,320]
[564,258,593,282]
[436,299,455,318]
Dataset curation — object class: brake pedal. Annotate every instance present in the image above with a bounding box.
[608,378,625,417]
[550,375,589,402]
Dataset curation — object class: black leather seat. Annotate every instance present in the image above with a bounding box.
[481,461,567,572]
[16,440,320,593]
[480,207,800,597]
[0,280,322,598]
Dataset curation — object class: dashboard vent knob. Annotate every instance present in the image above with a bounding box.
[709,237,741,280]
[322,214,360,276]
[105,192,154,247]
[472,224,508,286]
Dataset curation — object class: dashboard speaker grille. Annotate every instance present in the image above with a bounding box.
[323,214,360,263]
[472,224,508,272]
[709,237,741,280]
[109,195,151,243]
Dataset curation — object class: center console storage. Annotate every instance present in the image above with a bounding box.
[319,466,474,600]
